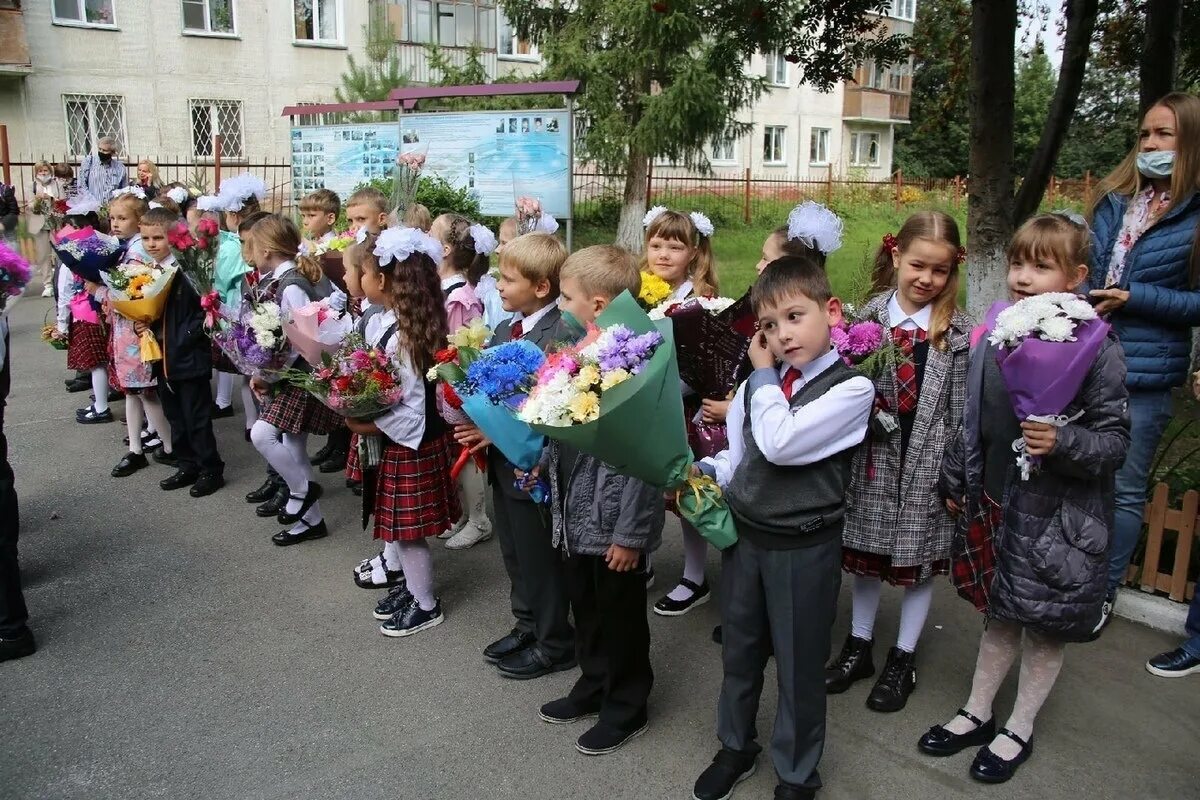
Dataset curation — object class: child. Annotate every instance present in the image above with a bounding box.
[246,215,339,546]
[346,229,460,636]
[641,208,719,615]
[919,214,1130,783]
[430,213,493,550]
[63,197,115,424]
[478,217,517,330]
[456,232,575,679]
[94,192,175,476]
[826,211,971,712]
[345,188,390,242]
[216,178,266,420]
[141,207,225,497]
[403,202,433,232]
[536,245,664,755]
[299,188,341,252]
[691,256,874,800]
[754,202,844,275]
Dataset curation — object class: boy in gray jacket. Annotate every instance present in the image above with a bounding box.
[531,245,664,756]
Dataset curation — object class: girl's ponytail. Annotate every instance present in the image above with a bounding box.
[296,252,324,284]
[466,252,490,286]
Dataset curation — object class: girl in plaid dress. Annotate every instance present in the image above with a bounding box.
[345,229,460,638]
[828,211,971,713]
[246,216,339,547]
[60,201,115,424]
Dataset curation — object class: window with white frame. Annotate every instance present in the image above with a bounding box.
[394,0,496,48]
[849,131,881,166]
[183,0,234,34]
[762,126,786,165]
[766,52,788,86]
[890,0,915,21]
[497,7,536,58]
[710,135,736,164]
[53,0,116,26]
[294,0,341,44]
[888,59,911,92]
[809,128,830,164]
[63,94,125,159]
[190,99,245,160]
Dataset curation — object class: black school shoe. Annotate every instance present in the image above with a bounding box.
[66,376,90,393]
[111,452,148,477]
[317,449,348,473]
[496,646,576,680]
[373,584,414,620]
[539,696,602,725]
[825,634,875,693]
[575,719,648,756]
[867,647,916,712]
[483,629,536,663]
[653,578,710,617]
[246,477,280,503]
[0,627,36,663]
[1146,645,1200,678]
[271,519,329,546]
[257,486,289,518]
[277,481,323,525]
[970,729,1033,784]
[917,708,996,756]
[692,749,757,800]
[773,784,815,800]
[310,439,334,465]
[380,597,444,637]
[160,469,199,491]
[189,472,225,498]
[210,403,234,419]
[76,405,114,424]
[152,450,178,467]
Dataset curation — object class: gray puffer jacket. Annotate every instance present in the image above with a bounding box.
[548,442,664,558]
[941,335,1130,641]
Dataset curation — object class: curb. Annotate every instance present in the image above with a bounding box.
[1114,587,1189,636]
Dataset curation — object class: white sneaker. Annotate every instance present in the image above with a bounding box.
[41,285,53,298]
[438,517,467,540]
[445,523,494,550]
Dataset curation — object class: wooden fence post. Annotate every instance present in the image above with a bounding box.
[0,125,10,186]
[894,168,902,211]
[645,159,653,206]
[213,134,223,193]
[1084,170,1092,209]
[1169,490,1198,601]
[826,164,833,206]
[743,168,751,225]
[1048,175,1056,207]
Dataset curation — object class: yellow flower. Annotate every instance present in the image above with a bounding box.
[127,273,153,299]
[638,271,672,308]
[600,368,631,390]
[574,364,601,390]
[449,318,491,351]
[568,391,601,423]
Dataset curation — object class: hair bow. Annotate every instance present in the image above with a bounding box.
[167,186,189,205]
[373,226,443,267]
[642,205,668,229]
[195,194,224,212]
[469,223,497,255]
[111,186,146,200]
[689,211,714,239]
[787,202,843,254]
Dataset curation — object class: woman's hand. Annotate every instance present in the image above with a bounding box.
[1021,420,1057,456]
[944,496,964,517]
[249,376,270,399]
[513,465,541,491]
[604,544,641,573]
[454,423,490,453]
[748,330,774,370]
[700,398,730,424]
[1088,287,1129,316]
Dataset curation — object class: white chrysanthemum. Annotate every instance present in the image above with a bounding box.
[696,296,734,314]
[689,211,715,239]
[65,193,103,216]
[1058,295,1098,320]
[786,201,844,254]
[642,205,668,228]
[111,186,146,200]
[1037,314,1076,342]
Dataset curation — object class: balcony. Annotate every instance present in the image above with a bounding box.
[843,88,910,123]
[0,2,32,76]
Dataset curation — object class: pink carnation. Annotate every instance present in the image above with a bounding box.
[845,321,883,356]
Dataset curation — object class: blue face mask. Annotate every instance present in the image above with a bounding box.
[557,308,588,343]
[1137,150,1175,179]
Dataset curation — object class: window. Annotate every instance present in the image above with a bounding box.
[183,0,234,34]
[190,99,245,160]
[766,52,788,86]
[294,0,340,43]
[863,60,886,90]
[809,128,830,164]
[849,131,881,166]
[53,0,116,26]
[762,126,786,165]
[888,60,910,92]
[63,94,125,159]
[710,136,736,164]
[395,0,495,48]
[498,7,537,58]
[890,0,915,21]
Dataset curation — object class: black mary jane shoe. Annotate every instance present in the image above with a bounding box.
[917,708,996,756]
[111,452,149,478]
[652,577,710,617]
[256,486,289,518]
[355,564,406,590]
[277,481,324,525]
[970,728,1033,784]
[271,519,329,547]
[245,477,280,503]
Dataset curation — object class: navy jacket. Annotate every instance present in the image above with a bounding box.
[1090,190,1200,390]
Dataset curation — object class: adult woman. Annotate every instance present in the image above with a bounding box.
[27,160,68,296]
[1088,92,1200,631]
[136,159,162,200]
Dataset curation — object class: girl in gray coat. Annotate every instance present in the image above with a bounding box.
[919,214,1131,784]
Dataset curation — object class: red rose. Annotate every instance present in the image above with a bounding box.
[197,217,219,237]
[196,237,209,250]
[434,347,458,364]
[332,375,353,392]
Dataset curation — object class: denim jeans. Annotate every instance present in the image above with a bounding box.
[1107,389,1174,594]
[1183,591,1200,659]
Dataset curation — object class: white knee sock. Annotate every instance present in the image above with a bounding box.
[397,540,435,610]
[850,575,884,641]
[945,621,1022,734]
[666,521,709,601]
[142,393,172,454]
[457,465,491,531]
[91,368,109,413]
[241,380,258,429]
[896,580,936,653]
[993,631,1065,759]
[125,395,145,454]
[215,370,234,408]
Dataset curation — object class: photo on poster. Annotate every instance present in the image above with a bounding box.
[534,117,543,132]
[292,142,301,153]
[402,130,420,144]
[546,119,559,132]
[496,119,506,134]
[302,143,312,152]
[291,130,302,140]
[521,118,530,133]
[508,118,517,133]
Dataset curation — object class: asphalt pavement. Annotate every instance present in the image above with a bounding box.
[0,297,1196,800]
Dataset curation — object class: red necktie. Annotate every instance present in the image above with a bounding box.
[892,326,927,414]
[781,367,803,400]
[510,319,524,341]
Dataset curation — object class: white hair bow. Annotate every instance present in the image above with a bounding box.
[373,227,443,267]
[167,186,189,204]
[111,186,146,200]
[786,202,843,254]
[469,223,497,256]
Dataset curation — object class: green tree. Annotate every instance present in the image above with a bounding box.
[893,0,971,178]
[422,44,562,111]
[333,2,410,120]
[501,0,908,250]
[1013,42,1058,170]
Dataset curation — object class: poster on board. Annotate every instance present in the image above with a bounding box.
[289,109,571,218]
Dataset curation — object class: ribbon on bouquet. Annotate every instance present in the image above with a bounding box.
[450,445,488,482]
[200,291,221,329]
[1011,409,1085,481]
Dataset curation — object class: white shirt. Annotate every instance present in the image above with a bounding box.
[476,273,513,331]
[668,279,694,304]
[511,301,554,338]
[886,291,931,333]
[701,347,875,488]
[268,261,311,317]
[441,275,466,292]
[364,308,427,450]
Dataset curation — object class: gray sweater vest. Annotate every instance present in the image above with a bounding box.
[726,360,860,550]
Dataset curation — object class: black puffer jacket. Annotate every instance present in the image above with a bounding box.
[154,275,211,382]
[941,335,1130,641]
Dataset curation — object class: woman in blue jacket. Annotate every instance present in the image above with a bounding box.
[1088,92,1200,631]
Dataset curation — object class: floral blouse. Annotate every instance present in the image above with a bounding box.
[1105,186,1171,287]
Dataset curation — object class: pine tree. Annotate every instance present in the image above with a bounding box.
[333,2,410,120]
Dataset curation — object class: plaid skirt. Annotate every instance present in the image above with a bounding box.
[373,434,461,542]
[259,384,342,435]
[67,320,108,371]
[843,547,949,587]
[346,433,362,482]
[951,494,1002,613]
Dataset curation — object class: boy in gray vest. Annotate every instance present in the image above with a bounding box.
[692,256,874,800]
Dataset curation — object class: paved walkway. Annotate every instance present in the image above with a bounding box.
[0,299,1196,800]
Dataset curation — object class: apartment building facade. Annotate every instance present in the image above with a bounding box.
[0,0,912,176]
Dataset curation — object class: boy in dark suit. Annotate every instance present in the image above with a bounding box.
[456,232,574,680]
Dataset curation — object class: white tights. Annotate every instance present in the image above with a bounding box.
[455,464,491,532]
[396,539,436,611]
[125,392,172,455]
[666,520,709,601]
[850,575,936,653]
[214,370,234,409]
[91,367,110,413]
[250,421,322,530]
[241,378,259,430]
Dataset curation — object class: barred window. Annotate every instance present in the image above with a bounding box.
[63,94,126,159]
[190,99,245,160]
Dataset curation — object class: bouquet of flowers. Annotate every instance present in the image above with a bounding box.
[987,293,1111,480]
[282,298,353,365]
[637,271,672,311]
[392,148,427,218]
[168,218,223,324]
[0,242,32,317]
[42,322,68,350]
[311,232,356,292]
[515,195,559,235]
[281,333,404,419]
[427,320,493,480]
[51,226,125,284]
[211,299,290,377]
[311,232,355,257]
[99,261,178,361]
[830,316,910,381]
[518,291,737,549]
[32,196,68,230]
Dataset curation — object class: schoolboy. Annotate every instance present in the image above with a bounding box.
[345,188,389,239]
[298,188,340,250]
